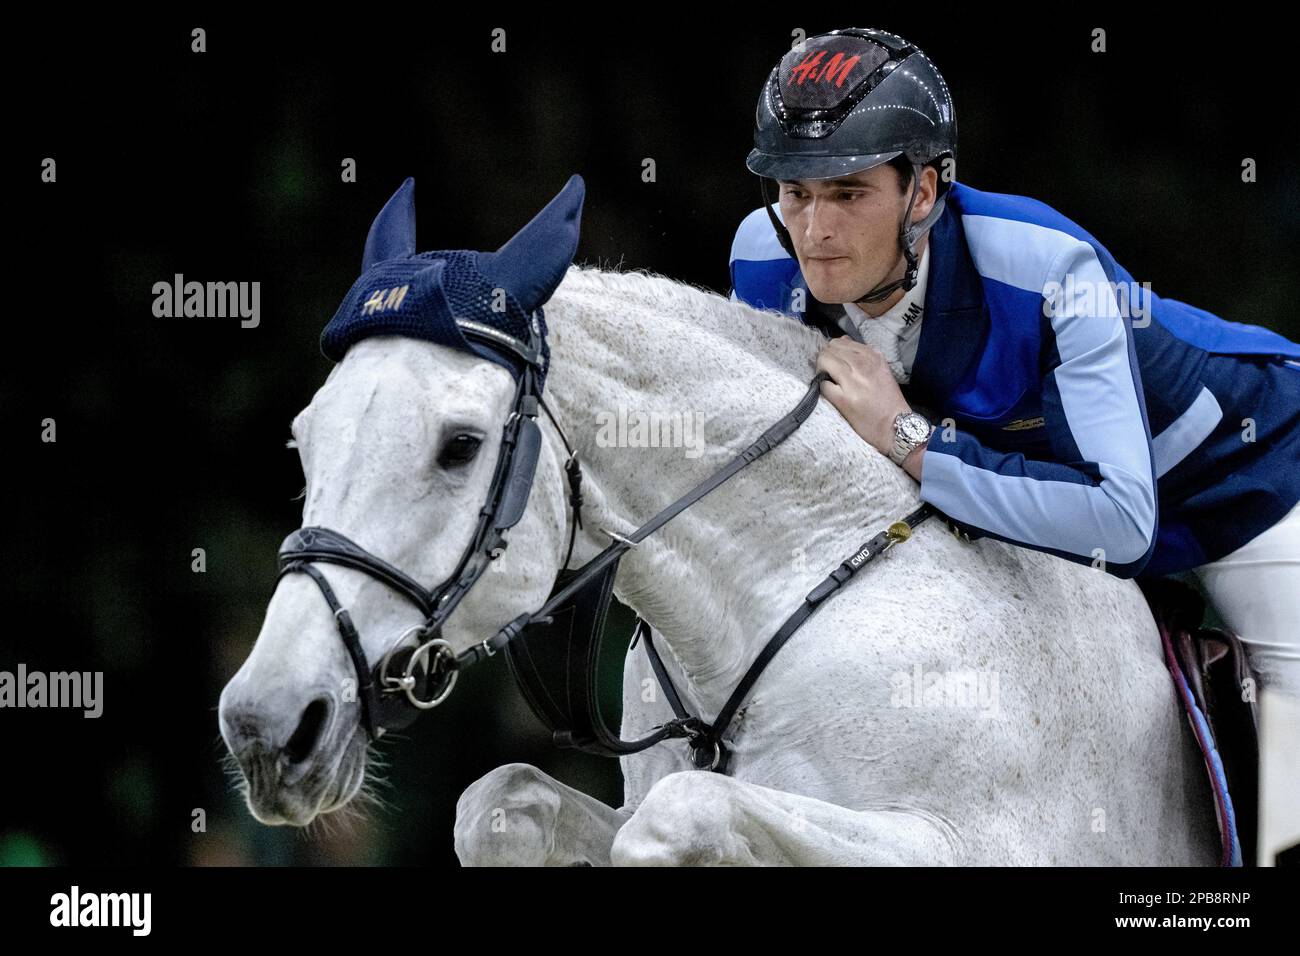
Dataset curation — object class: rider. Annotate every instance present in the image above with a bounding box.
[730,27,1300,860]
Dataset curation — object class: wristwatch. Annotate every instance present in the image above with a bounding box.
[889,410,934,466]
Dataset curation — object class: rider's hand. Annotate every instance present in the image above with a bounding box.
[816,337,912,456]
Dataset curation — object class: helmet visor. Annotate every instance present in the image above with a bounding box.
[745,148,903,182]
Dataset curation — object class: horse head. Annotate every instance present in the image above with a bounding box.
[218,175,585,825]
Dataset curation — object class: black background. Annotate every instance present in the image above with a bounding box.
[4,13,1297,866]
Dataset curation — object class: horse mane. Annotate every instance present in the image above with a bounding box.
[554,261,826,381]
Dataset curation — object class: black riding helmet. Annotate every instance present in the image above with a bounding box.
[746,28,957,304]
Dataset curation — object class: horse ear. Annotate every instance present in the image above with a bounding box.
[477,174,584,312]
[362,177,417,272]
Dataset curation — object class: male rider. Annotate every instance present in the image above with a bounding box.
[729,27,1300,863]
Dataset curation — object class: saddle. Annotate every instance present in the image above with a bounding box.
[1138,577,1260,867]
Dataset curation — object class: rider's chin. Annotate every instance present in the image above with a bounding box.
[800,271,833,302]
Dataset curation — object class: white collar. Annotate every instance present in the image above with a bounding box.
[838,244,930,383]
[842,242,929,330]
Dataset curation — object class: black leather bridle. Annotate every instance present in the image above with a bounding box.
[276,317,583,739]
[276,326,935,770]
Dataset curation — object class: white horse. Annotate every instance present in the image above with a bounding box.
[219,185,1219,866]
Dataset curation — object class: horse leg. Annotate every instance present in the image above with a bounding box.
[454,762,632,866]
[610,771,966,865]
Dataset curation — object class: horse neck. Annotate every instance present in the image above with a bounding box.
[540,266,918,701]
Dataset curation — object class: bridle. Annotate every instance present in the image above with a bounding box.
[276,319,935,770]
[276,317,583,739]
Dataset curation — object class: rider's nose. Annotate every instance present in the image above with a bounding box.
[804,196,829,240]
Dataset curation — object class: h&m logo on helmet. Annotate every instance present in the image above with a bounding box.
[787,49,860,88]
[362,284,410,316]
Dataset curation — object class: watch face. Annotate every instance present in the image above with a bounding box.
[899,414,930,443]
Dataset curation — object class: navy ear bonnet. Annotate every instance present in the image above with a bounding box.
[321,174,585,388]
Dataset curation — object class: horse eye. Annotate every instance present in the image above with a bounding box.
[438,433,482,468]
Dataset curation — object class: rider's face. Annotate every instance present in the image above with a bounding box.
[778,163,933,307]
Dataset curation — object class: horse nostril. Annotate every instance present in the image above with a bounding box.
[285,697,330,764]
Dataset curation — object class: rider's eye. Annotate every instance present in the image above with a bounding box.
[438,433,482,468]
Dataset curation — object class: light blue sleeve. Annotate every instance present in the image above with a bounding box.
[919,240,1159,578]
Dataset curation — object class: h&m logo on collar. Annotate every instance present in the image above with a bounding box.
[362,285,410,316]
[902,302,923,326]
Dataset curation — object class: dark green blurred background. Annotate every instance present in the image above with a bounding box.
[4,14,1297,865]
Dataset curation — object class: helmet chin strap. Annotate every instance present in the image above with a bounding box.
[855,163,946,305]
[760,163,946,308]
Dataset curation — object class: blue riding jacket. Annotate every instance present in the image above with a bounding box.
[729,181,1300,578]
